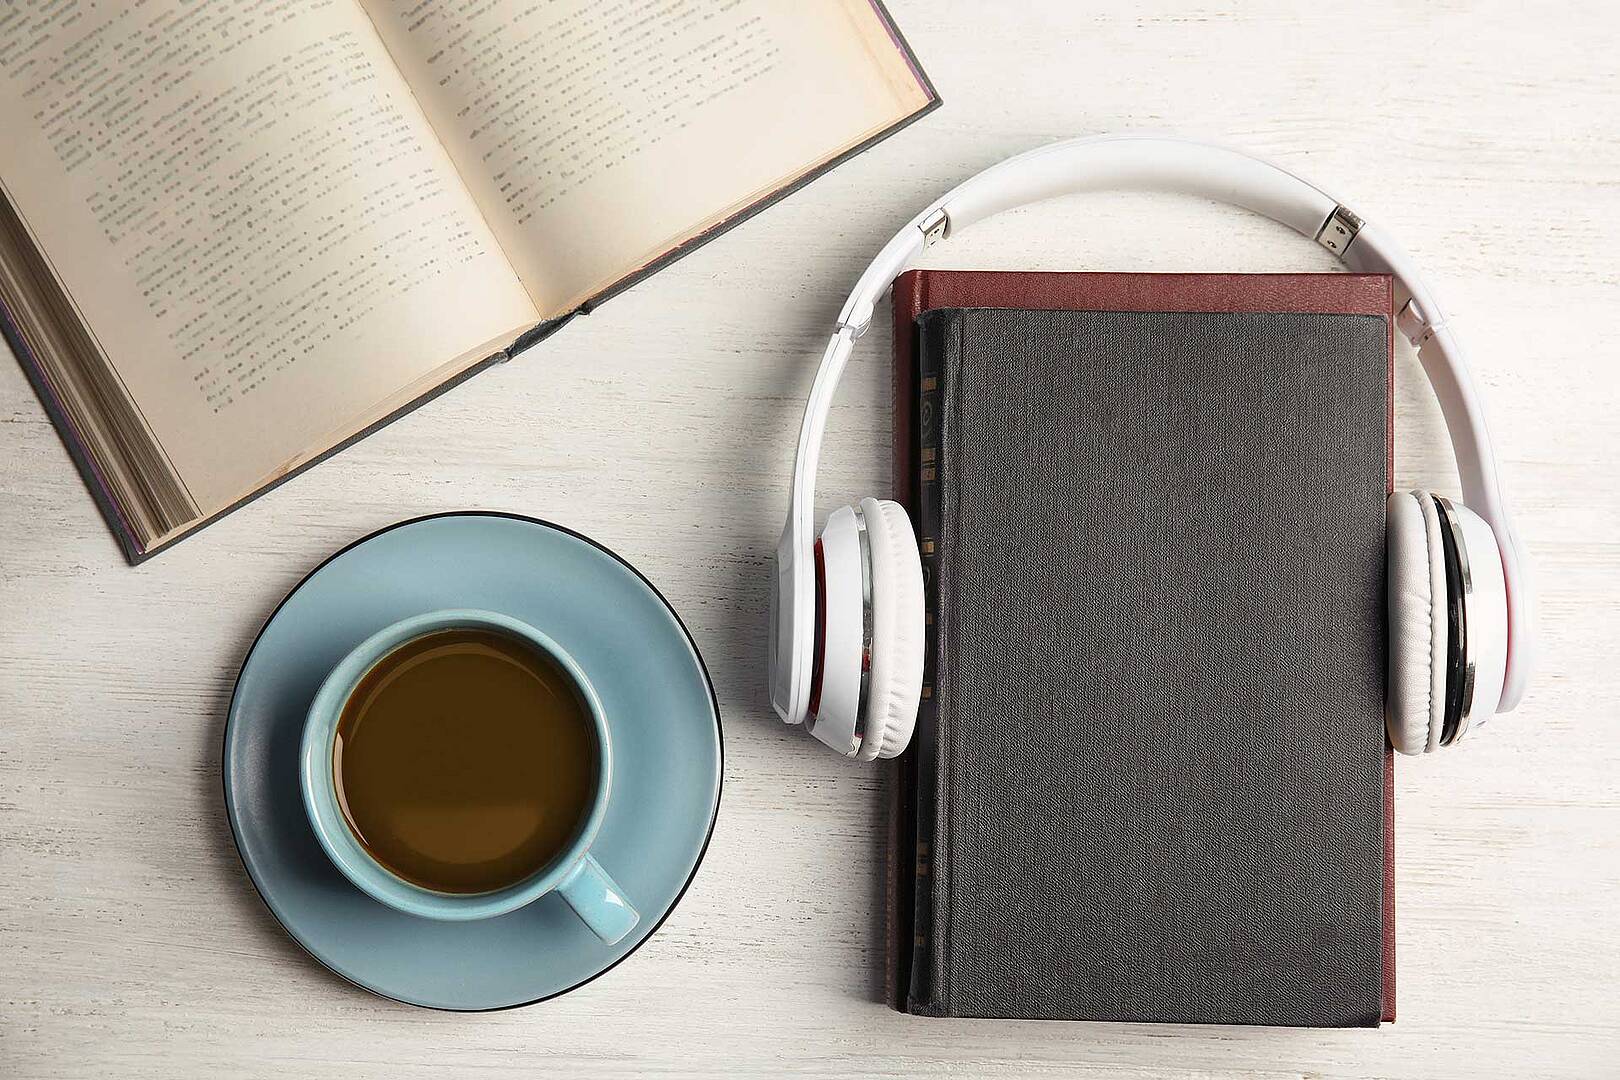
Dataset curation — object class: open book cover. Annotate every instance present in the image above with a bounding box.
[0,1,938,563]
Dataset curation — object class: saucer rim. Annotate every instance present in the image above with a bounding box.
[221,510,724,1011]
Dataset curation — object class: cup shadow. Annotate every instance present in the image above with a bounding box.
[195,571,352,989]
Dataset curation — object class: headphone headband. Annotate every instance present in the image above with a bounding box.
[773,135,1531,731]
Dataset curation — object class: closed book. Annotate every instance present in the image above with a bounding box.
[888,272,1393,1026]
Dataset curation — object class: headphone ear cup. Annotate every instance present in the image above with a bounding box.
[1386,490,1448,754]
[1447,499,1509,727]
[857,497,924,761]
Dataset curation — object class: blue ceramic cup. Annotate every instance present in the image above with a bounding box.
[299,609,639,944]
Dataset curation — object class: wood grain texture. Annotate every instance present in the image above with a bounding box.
[1,2,1617,1076]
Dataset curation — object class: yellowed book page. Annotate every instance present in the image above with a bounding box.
[362,0,928,317]
[0,0,537,516]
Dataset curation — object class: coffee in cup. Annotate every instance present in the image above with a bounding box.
[300,609,639,942]
[332,626,597,895]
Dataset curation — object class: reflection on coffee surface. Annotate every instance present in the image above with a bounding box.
[333,628,596,894]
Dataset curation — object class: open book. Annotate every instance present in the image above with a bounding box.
[0,1,936,562]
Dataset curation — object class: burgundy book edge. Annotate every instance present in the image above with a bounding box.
[885,269,1397,1023]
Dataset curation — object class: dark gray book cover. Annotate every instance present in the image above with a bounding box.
[905,306,1387,1026]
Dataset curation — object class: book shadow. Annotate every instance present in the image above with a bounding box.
[865,765,896,1006]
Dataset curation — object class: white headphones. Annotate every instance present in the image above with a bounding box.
[769,134,1534,761]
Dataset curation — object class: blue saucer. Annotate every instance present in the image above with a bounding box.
[223,513,722,1010]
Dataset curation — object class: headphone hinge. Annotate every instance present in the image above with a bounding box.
[1315,204,1363,259]
[1396,297,1449,346]
[919,207,950,248]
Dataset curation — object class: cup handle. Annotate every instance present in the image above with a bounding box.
[556,853,640,945]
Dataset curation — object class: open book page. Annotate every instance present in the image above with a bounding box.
[0,0,536,546]
[361,0,932,318]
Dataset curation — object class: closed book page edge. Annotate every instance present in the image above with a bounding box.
[904,307,964,1015]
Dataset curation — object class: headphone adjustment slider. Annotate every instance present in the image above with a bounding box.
[919,207,950,248]
[1396,297,1447,346]
[1315,204,1364,259]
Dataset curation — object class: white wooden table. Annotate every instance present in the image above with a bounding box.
[3,2,1617,1076]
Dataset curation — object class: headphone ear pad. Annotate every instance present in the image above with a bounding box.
[858,497,924,761]
[1386,491,1448,754]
